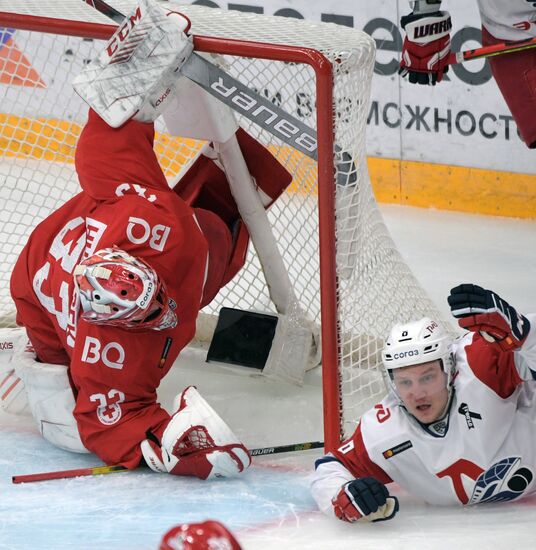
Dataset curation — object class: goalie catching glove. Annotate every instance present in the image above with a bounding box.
[399,1,451,85]
[73,0,193,127]
[448,284,531,352]
[332,477,399,523]
[141,386,251,479]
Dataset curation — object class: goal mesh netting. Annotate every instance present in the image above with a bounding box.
[0,1,449,448]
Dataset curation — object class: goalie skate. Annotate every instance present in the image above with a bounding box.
[72,0,193,127]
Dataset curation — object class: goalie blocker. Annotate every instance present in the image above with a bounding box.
[73,0,194,127]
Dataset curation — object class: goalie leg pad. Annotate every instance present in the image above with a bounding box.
[0,369,27,415]
[0,327,31,415]
[15,351,88,453]
[73,0,193,127]
[141,386,250,479]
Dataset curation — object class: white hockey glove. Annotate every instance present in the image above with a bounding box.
[73,0,193,127]
[332,478,399,523]
[141,386,251,479]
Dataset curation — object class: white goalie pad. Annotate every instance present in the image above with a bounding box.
[15,352,88,454]
[72,0,193,127]
[0,327,31,415]
[262,309,321,385]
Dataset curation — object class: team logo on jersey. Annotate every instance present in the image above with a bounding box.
[458,403,482,429]
[90,389,125,426]
[430,420,448,436]
[469,457,534,505]
[375,403,391,423]
[382,440,413,459]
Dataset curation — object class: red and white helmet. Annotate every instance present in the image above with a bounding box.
[159,520,242,550]
[74,247,177,331]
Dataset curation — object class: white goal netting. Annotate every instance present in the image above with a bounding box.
[0,1,449,446]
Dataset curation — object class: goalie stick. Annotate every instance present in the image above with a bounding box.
[12,441,324,484]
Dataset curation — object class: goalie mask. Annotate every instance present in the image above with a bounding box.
[159,520,242,550]
[382,317,455,401]
[74,248,177,331]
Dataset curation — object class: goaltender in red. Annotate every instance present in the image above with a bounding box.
[5,1,292,480]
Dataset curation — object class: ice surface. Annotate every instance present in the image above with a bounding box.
[1,204,535,549]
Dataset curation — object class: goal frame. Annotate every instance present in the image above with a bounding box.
[0,10,343,451]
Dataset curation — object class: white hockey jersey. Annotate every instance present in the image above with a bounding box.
[475,0,536,41]
[312,314,536,515]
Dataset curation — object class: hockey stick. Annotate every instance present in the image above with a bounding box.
[12,464,129,484]
[250,440,323,456]
[448,36,536,65]
[12,441,324,484]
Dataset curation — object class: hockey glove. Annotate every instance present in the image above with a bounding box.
[399,5,452,85]
[141,386,251,479]
[332,478,399,523]
[448,284,531,351]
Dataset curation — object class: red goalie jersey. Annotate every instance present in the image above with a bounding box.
[10,109,291,467]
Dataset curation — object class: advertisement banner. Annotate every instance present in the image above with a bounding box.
[2,0,534,216]
[185,0,535,175]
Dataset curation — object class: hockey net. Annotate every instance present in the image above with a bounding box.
[0,1,449,449]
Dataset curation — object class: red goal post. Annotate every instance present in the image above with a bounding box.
[0,1,448,451]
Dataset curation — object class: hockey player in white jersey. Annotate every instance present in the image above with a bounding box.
[311,284,536,522]
[398,1,536,148]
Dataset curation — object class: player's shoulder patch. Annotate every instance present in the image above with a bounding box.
[381,440,413,459]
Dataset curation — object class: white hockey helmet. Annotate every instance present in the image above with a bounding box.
[382,317,455,386]
[74,247,177,331]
